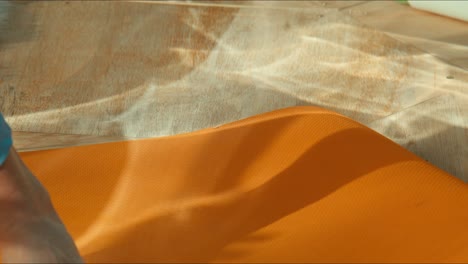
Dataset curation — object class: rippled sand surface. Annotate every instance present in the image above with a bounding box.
[0,1,466,179]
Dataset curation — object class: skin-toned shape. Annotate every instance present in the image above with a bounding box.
[0,148,83,263]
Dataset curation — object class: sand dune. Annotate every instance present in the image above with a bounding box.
[1,1,466,179]
[19,107,468,262]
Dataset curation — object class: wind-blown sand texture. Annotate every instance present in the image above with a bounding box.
[0,1,467,180]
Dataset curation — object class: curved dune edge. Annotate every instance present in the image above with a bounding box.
[19,106,468,263]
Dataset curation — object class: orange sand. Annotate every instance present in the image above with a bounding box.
[20,107,468,263]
